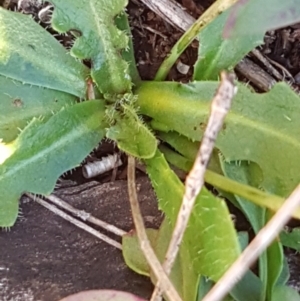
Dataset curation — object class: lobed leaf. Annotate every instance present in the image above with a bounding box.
[0,75,77,143]
[0,8,89,98]
[0,100,107,227]
[137,81,300,197]
[50,0,132,95]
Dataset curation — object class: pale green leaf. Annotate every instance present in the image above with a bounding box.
[0,75,77,143]
[137,81,300,197]
[272,285,300,301]
[122,228,158,277]
[106,104,157,159]
[151,218,198,301]
[145,150,240,281]
[0,8,89,98]
[0,100,107,227]
[122,220,199,301]
[50,0,131,95]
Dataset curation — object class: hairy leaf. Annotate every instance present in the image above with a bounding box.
[0,76,77,143]
[193,9,263,80]
[151,218,198,301]
[115,12,140,85]
[145,150,240,281]
[137,81,300,197]
[224,0,300,39]
[50,0,131,95]
[0,8,88,98]
[106,104,157,159]
[0,100,107,227]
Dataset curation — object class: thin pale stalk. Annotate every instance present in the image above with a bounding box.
[47,194,126,237]
[26,193,122,250]
[154,0,238,81]
[204,170,300,218]
[127,156,183,301]
[151,72,236,301]
[202,184,300,301]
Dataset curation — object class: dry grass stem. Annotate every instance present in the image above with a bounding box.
[47,194,126,237]
[127,156,183,301]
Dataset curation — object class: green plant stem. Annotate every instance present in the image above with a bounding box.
[154,0,238,81]
[204,170,300,219]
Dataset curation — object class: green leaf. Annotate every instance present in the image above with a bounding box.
[145,150,241,281]
[122,228,158,277]
[50,0,132,95]
[0,76,77,143]
[280,228,300,251]
[0,100,107,227]
[152,218,198,301]
[276,257,290,287]
[220,160,265,234]
[158,131,223,175]
[266,234,284,301]
[122,220,199,301]
[271,285,300,301]
[106,104,157,159]
[137,81,300,197]
[193,9,263,80]
[224,0,300,39]
[115,12,141,85]
[0,8,89,98]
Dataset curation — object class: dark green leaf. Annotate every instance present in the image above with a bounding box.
[0,76,77,143]
[50,0,132,95]
[0,100,107,227]
[0,8,89,98]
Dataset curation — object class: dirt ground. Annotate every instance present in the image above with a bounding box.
[1,1,300,300]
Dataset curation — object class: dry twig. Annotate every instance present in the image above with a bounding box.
[151,72,236,301]
[202,184,300,301]
[26,193,123,249]
[46,194,126,237]
[127,156,183,301]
